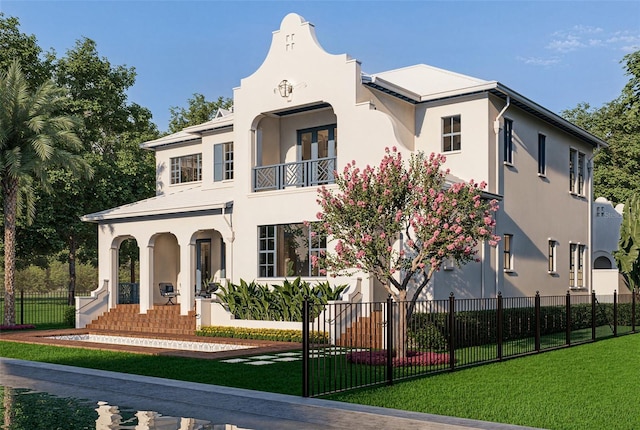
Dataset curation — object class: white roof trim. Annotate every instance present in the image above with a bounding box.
[82,187,231,222]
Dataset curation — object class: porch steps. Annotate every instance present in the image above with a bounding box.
[335,310,383,349]
[86,304,196,336]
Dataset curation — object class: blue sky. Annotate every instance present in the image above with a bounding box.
[2,1,639,132]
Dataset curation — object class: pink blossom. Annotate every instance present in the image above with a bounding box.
[356,250,366,259]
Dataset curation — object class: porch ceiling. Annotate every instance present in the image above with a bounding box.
[82,186,232,223]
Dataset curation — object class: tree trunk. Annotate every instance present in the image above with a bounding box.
[67,234,77,306]
[2,176,18,326]
[130,256,135,283]
[3,386,15,429]
[395,289,408,358]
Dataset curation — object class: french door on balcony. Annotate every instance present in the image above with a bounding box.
[298,125,337,184]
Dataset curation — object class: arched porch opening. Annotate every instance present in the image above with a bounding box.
[150,233,180,306]
[117,237,140,304]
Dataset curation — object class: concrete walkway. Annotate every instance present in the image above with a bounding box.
[1,358,541,430]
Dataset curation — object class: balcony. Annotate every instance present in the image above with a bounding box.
[253,157,336,192]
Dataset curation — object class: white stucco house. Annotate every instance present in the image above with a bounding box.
[592,197,624,294]
[78,13,609,327]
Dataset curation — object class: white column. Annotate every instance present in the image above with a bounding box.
[178,239,196,316]
[108,245,119,309]
[139,242,154,314]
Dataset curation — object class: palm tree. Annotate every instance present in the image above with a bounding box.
[0,60,91,326]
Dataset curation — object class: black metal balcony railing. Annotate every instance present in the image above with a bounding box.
[253,157,336,192]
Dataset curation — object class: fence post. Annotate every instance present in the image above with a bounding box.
[386,295,393,386]
[534,291,541,352]
[613,290,618,337]
[302,297,309,398]
[565,291,571,346]
[448,293,456,371]
[633,290,637,333]
[20,289,24,326]
[497,292,503,360]
[591,290,597,341]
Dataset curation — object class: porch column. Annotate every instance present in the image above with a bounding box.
[139,242,154,314]
[108,245,119,309]
[178,239,196,316]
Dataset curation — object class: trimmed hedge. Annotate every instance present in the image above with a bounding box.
[410,302,635,350]
[196,325,328,343]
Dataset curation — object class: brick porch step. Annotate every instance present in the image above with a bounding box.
[86,304,197,336]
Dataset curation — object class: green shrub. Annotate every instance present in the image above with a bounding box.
[64,306,76,327]
[196,326,328,343]
[216,277,348,322]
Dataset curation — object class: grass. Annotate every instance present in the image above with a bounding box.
[326,334,640,430]
[0,341,303,395]
[1,333,638,429]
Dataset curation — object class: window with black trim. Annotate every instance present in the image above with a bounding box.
[538,134,546,175]
[171,153,202,184]
[504,234,513,271]
[548,240,557,273]
[569,149,586,195]
[258,223,326,278]
[569,243,586,288]
[504,119,513,164]
[442,115,461,152]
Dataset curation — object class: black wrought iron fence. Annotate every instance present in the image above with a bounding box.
[302,290,637,397]
[0,289,89,328]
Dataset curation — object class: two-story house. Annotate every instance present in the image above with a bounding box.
[80,13,607,326]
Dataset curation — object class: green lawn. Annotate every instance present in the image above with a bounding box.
[1,334,638,429]
[327,334,640,430]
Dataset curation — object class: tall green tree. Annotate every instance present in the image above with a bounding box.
[40,38,157,301]
[0,61,91,326]
[563,51,640,204]
[615,193,640,293]
[0,13,53,88]
[168,93,232,133]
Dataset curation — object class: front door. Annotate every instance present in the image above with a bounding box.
[196,239,211,293]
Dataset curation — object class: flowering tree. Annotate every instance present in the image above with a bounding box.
[313,148,499,356]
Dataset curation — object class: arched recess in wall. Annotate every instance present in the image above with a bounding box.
[594,256,613,270]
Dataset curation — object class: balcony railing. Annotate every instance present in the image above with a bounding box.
[253,157,336,192]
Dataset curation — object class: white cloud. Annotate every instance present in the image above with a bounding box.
[547,36,586,53]
[516,56,561,66]
[547,27,640,53]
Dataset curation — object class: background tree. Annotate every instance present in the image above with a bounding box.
[563,50,640,204]
[0,61,91,326]
[314,148,499,356]
[615,192,640,293]
[0,12,53,88]
[39,38,157,302]
[168,93,232,133]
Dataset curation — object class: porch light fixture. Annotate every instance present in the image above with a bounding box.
[278,80,293,98]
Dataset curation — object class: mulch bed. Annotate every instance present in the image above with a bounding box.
[347,350,450,366]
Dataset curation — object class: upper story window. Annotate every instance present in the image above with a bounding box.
[442,115,461,152]
[538,134,546,175]
[258,223,326,278]
[171,153,202,184]
[569,148,586,195]
[504,119,513,164]
[214,142,234,182]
